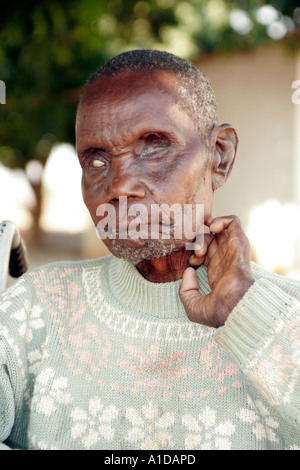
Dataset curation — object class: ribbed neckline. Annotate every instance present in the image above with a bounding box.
[108,256,209,320]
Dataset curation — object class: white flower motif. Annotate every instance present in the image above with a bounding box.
[31,368,71,417]
[182,407,235,450]
[70,398,118,449]
[2,283,26,306]
[11,301,44,342]
[237,395,279,443]
[28,347,47,375]
[0,300,12,313]
[125,402,175,450]
[28,432,60,450]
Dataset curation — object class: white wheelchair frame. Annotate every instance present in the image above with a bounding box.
[0,220,28,294]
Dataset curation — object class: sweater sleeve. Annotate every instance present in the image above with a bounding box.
[215,270,300,431]
[0,359,15,450]
[0,274,37,450]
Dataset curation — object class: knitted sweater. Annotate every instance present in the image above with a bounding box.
[0,255,300,450]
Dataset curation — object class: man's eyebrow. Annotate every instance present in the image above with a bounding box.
[132,125,185,145]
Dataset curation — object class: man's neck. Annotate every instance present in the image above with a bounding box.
[136,249,192,283]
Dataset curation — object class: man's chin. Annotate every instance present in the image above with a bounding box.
[105,238,184,265]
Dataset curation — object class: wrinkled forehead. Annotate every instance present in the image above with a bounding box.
[77,69,182,114]
[76,74,202,155]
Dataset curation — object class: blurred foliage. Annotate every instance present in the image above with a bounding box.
[0,0,299,168]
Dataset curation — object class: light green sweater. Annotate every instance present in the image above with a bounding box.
[0,255,300,450]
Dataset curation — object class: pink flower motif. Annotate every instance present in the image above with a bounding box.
[247,351,295,406]
[284,315,300,343]
[117,343,193,390]
[32,268,112,382]
[197,340,242,385]
[62,317,112,381]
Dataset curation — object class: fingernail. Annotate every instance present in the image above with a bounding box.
[194,244,203,251]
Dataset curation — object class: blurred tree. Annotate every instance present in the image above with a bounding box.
[0,0,299,168]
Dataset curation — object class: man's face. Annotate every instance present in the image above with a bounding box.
[76,70,214,264]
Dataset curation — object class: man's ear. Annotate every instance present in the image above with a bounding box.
[210,123,238,191]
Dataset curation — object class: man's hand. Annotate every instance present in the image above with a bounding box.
[179,215,254,328]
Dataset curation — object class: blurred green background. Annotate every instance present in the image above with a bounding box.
[1,0,299,168]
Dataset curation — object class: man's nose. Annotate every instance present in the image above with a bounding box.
[106,163,146,201]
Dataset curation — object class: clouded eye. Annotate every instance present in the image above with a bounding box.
[135,133,170,158]
[91,159,106,169]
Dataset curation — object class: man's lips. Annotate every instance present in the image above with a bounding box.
[115,221,175,235]
[116,221,172,230]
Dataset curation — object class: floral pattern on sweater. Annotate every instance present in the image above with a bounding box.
[0,256,300,450]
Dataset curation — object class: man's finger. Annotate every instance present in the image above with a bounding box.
[204,213,216,227]
[179,267,206,323]
[209,215,241,235]
[203,236,219,267]
[191,233,216,265]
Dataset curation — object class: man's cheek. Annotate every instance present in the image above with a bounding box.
[81,189,99,224]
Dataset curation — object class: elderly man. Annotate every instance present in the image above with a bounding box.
[0,50,300,451]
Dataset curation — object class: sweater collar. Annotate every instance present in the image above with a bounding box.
[108,256,210,320]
